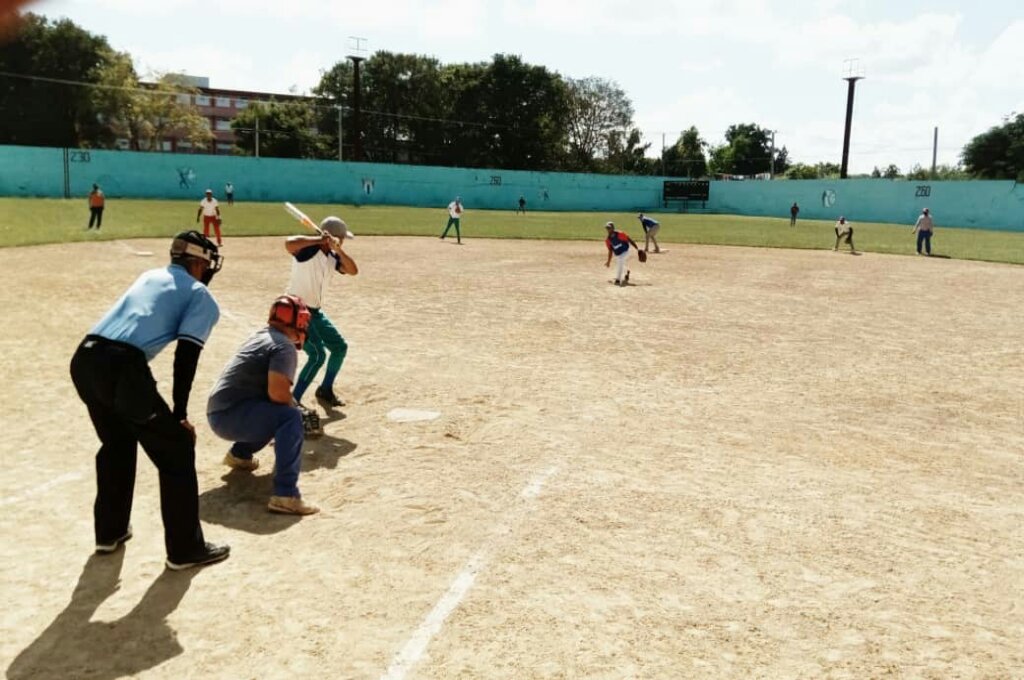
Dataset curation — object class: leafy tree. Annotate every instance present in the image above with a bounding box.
[605,128,654,174]
[564,77,633,171]
[784,163,819,180]
[446,54,570,170]
[871,166,882,178]
[0,13,112,147]
[961,113,1024,181]
[883,163,901,179]
[232,99,328,159]
[664,126,708,178]
[708,123,779,176]
[91,59,212,151]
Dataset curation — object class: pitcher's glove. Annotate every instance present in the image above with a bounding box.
[299,405,323,439]
[638,250,648,263]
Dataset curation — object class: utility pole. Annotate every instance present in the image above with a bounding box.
[661,132,666,176]
[338,106,344,161]
[348,36,368,162]
[769,130,776,179]
[931,126,938,179]
[255,114,260,158]
[840,59,865,179]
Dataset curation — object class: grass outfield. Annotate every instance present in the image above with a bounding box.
[2,197,1021,264]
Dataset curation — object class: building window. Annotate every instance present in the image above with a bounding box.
[161,141,172,151]
[195,95,211,106]
[215,96,230,108]
[177,94,191,105]
[178,141,192,149]
[215,119,233,131]
[235,98,248,109]
[217,143,233,153]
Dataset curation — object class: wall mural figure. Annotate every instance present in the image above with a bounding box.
[177,168,196,190]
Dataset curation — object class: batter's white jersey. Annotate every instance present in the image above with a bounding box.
[286,246,340,309]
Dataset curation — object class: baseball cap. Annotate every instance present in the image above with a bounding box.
[320,216,355,239]
[605,221,615,229]
[923,208,930,214]
[204,188,213,194]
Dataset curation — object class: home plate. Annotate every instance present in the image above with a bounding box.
[387,408,441,423]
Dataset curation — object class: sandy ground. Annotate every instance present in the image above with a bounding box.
[0,235,1021,679]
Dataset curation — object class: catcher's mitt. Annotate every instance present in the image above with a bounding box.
[637,250,648,263]
[300,406,323,439]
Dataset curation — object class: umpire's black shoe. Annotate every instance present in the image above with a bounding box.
[165,542,230,571]
[315,387,345,408]
[95,526,133,554]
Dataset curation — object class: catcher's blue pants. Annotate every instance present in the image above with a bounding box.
[208,399,304,497]
[293,308,347,402]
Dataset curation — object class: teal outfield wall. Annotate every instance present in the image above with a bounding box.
[2,145,1021,231]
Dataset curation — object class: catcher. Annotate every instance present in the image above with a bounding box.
[833,216,857,253]
[604,221,644,286]
[206,295,320,515]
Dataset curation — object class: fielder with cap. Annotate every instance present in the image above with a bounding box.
[207,295,319,515]
[440,196,464,244]
[196,189,222,246]
[70,231,229,570]
[637,213,661,253]
[833,216,857,253]
[285,217,358,411]
[604,221,642,286]
[912,208,935,256]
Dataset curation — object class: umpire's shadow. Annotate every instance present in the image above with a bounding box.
[199,433,357,535]
[7,551,196,680]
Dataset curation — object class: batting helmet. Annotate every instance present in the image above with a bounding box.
[319,216,355,240]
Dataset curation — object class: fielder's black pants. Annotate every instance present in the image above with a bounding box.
[70,336,206,561]
[88,207,103,228]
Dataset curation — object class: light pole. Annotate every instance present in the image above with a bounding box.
[769,130,776,179]
[840,59,865,179]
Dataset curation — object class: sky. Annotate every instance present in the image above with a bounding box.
[29,0,1024,174]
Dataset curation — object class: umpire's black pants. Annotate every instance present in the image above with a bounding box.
[70,336,206,561]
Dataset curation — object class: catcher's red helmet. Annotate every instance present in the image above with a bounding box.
[269,295,311,349]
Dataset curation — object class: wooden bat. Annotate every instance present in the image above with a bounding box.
[283,202,322,234]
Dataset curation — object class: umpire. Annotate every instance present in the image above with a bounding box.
[70,231,230,571]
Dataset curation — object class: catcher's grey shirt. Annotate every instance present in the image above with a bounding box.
[207,326,297,415]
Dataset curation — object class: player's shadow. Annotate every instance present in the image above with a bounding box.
[7,551,196,680]
[198,434,357,534]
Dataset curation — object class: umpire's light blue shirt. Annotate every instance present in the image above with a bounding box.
[90,264,220,361]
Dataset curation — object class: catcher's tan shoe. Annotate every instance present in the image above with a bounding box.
[223,452,259,471]
[268,495,320,515]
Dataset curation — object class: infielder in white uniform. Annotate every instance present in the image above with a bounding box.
[285,217,358,409]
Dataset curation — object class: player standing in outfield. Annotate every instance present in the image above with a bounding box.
[286,217,358,411]
[224,181,235,206]
[196,189,222,246]
[790,202,800,226]
[604,221,642,286]
[517,195,526,214]
[207,295,319,515]
[912,208,934,256]
[87,183,105,229]
[637,212,661,253]
[833,216,857,253]
[440,196,464,243]
[69,231,229,570]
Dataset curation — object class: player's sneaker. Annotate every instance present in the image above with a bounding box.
[223,451,259,471]
[165,542,230,571]
[315,387,345,408]
[624,271,630,284]
[268,495,320,515]
[95,526,132,554]
[299,404,323,438]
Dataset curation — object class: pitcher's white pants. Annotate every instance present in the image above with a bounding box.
[614,251,630,282]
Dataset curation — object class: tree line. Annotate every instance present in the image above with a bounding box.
[1,13,1021,181]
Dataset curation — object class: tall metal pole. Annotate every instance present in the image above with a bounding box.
[255,115,260,158]
[931,126,938,178]
[840,75,863,179]
[338,106,344,161]
[349,56,365,162]
[769,130,776,179]
[661,133,666,176]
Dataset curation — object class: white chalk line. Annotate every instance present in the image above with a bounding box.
[0,471,84,508]
[381,465,559,680]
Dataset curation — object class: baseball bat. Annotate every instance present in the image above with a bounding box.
[283,202,322,234]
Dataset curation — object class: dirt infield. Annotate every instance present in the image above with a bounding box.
[1,236,1021,679]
